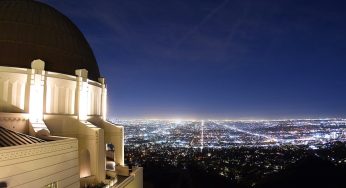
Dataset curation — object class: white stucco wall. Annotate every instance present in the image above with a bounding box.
[45,75,76,115]
[0,138,79,188]
[0,67,28,113]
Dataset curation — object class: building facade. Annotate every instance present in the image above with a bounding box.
[0,1,142,187]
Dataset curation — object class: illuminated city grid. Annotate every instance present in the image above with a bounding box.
[112,118,346,185]
[114,119,346,148]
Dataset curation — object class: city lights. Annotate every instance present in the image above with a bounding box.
[118,118,346,187]
[117,119,346,148]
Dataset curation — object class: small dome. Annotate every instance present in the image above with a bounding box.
[0,0,100,81]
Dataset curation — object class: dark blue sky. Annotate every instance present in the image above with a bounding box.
[43,0,346,119]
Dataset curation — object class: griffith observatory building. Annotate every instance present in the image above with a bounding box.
[0,0,143,187]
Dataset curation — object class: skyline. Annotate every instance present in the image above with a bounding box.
[43,0,346,119]
[111,117,346,122]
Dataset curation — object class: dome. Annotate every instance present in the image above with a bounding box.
[0,0,100,81]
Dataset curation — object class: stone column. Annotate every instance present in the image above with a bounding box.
[75,69,89,121]
[28,59,50,137]
[99,77,107,121]
[28,59,45,122]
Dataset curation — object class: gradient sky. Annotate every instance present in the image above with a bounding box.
[43,0,346,119]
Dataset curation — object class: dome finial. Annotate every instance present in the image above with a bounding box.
[31,59,45,70]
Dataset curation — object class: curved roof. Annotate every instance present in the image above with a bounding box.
[0,0,100,80]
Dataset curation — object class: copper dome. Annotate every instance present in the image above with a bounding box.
[0,0,100,81]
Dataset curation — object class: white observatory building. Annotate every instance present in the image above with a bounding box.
[0,0,143,187]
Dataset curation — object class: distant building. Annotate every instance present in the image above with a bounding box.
[0,0,142,187]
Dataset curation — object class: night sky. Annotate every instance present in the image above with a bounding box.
[43,0,346,119]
